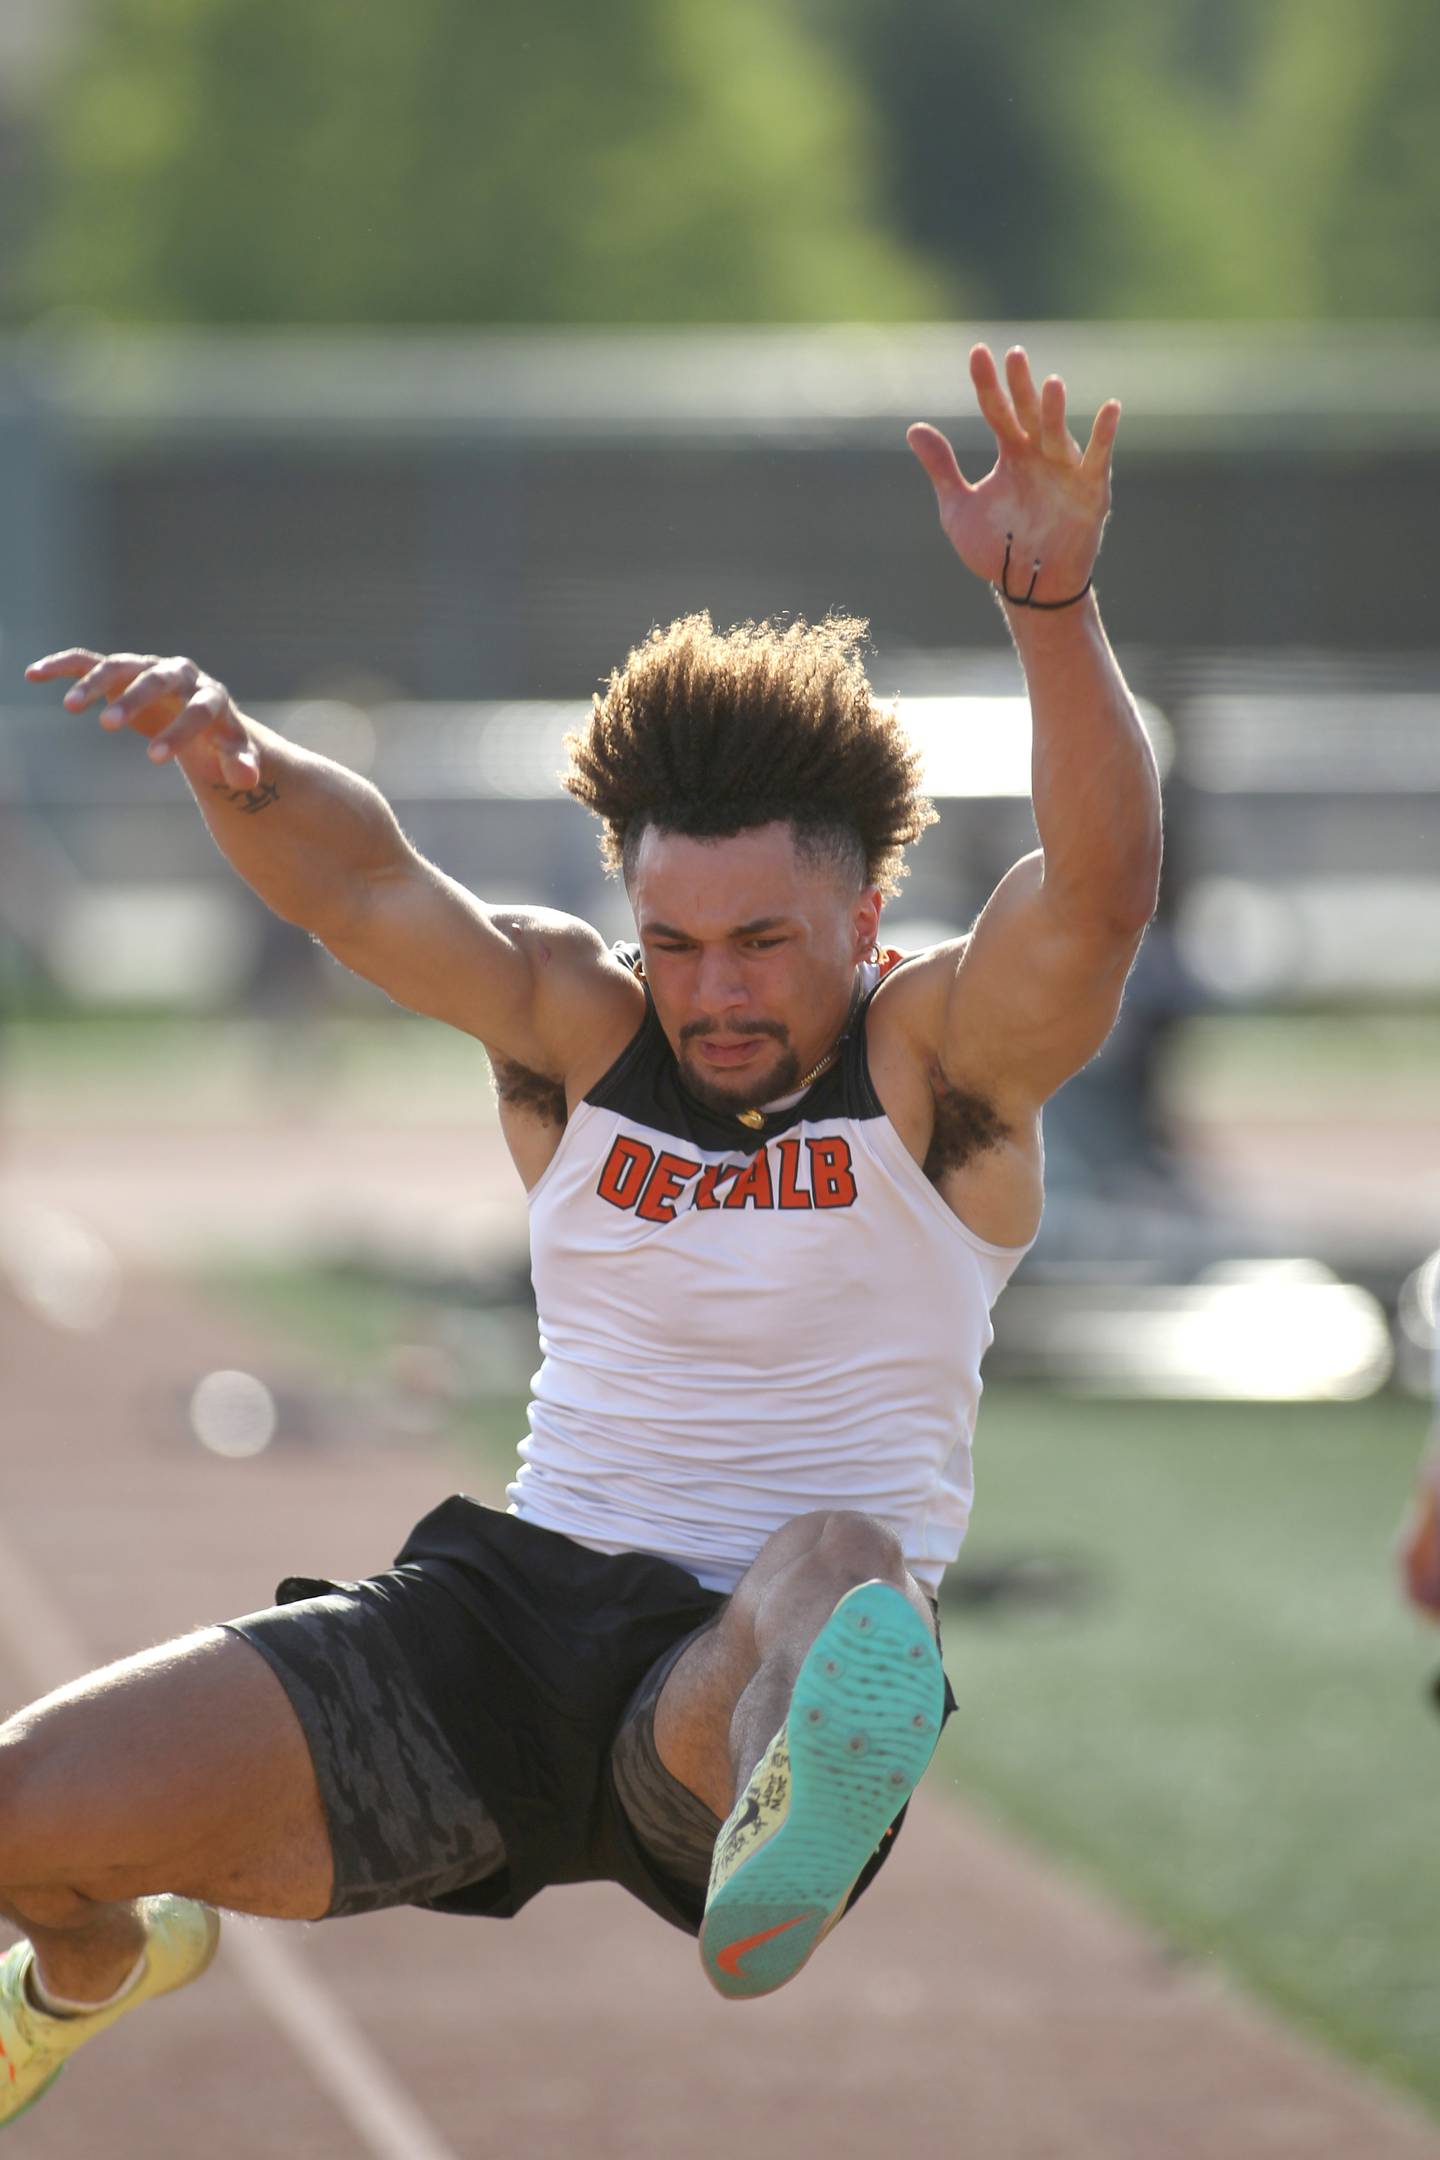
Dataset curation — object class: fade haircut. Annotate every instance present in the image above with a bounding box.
[562,611,936,898]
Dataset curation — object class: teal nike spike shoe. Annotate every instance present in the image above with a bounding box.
[700,1579,945,2001]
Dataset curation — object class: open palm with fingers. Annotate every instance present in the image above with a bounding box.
[23,648,261,791]
[907,344,1121,607]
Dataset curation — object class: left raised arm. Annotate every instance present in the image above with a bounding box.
[907,343,1162,1113]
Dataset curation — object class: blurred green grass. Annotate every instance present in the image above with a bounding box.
[201,1254,1440,2116]
[0,1010,497,1127]
[7,1007,1440,1126]
[937,1387,1440,2116]
[1157,1012,1440,1123]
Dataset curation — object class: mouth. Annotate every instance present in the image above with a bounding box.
[694,1037,769,1069]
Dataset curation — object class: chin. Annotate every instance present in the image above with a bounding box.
[681,1049,798,1117]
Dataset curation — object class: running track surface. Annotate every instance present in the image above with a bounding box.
[3,1270,1439,2160]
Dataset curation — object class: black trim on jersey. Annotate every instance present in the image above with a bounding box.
[588,942,895,1153]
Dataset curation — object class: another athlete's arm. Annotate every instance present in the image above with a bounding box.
[24,648,632,1075]
[1398,1446,1440,1620]
[1398,1318,1440,1622]
[906,345,1162,1118]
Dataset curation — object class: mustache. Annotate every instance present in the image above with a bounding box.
[679,1018,790,1046]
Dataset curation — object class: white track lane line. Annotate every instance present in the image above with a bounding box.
[0,1516,463,2160]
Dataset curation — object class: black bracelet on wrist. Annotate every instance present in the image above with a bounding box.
[996,534,1094,610]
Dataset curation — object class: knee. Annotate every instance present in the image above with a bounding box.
[0,1706,86,1895]
[783,1509,907,1587]
[753,1510,934,1642]
[0,1885,93,1935]
[724,1511,916,1658]
[737,1511,907,1623]
[0,1721,49,1893]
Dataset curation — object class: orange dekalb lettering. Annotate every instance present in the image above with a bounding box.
[806,1136,858,1208]
[597,1136,654,1209]
[723,1151,774,1209]
[775,1136,812,1210]
[595,1134,858,1215]
[694,1162,735,1210]
[637,1150,703,1223]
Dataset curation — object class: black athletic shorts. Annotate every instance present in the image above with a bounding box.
[221,1495,957,1936]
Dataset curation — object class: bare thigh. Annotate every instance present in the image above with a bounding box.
[0,1627,332,1920]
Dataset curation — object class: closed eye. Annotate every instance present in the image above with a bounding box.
[649,937,786,953]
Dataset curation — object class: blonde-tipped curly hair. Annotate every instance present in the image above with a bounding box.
[562,611,936,897]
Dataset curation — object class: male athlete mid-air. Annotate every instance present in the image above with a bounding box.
[3,344,1159,2123]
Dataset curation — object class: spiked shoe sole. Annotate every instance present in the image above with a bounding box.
[700,1580,945,2000]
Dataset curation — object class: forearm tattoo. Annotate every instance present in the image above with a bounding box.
[209,778,280,816]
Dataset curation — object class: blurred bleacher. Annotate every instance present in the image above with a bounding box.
[2,323,1437,1397]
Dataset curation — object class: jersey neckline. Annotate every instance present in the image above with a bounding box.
[585,945,907,1152]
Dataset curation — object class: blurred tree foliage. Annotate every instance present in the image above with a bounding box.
[20,0,1440,324]
[823,0,1440,318]
[20,0,950,323]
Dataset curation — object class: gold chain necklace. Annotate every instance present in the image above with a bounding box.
[735,1041,842,1131]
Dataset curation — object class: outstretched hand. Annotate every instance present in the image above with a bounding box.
[24,648,261,791]
[908,345,1120,607]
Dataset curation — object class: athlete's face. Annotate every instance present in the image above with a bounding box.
[628,822,882,1116]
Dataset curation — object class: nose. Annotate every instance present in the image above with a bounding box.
[693,945,749,1021]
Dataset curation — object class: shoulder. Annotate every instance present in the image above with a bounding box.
[489,909,645,1088]
[487,905,630,977]
[490,908,641,1006]
[865,938,1043,1245]
[865,937,971,1045]
[862,937,975,1135]
[866,934,1037,1142]
[488,919,648,1187]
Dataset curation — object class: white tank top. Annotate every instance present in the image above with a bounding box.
[507,951,1033,1593]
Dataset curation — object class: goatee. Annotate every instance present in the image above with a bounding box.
[679,1044,802,1117]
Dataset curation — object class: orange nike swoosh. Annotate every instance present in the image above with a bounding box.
[715,1914,808,1978]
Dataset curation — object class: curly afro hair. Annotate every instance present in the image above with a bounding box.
[562,611,936,897]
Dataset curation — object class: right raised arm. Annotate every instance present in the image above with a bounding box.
[25,648,640,1078]
[321,863,639,1083]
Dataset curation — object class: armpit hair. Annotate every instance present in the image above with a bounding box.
[923,1064,1010,1183]
[488,1053,567,1128]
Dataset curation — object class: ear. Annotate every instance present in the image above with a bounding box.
[852,886,883,960]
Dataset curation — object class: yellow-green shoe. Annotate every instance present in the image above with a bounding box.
[0,1895,221,2129]
[700,1579,944,2001]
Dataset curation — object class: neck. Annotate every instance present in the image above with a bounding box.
[736,971,866,1129]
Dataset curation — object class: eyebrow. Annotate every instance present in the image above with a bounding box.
[641,916,793,940]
